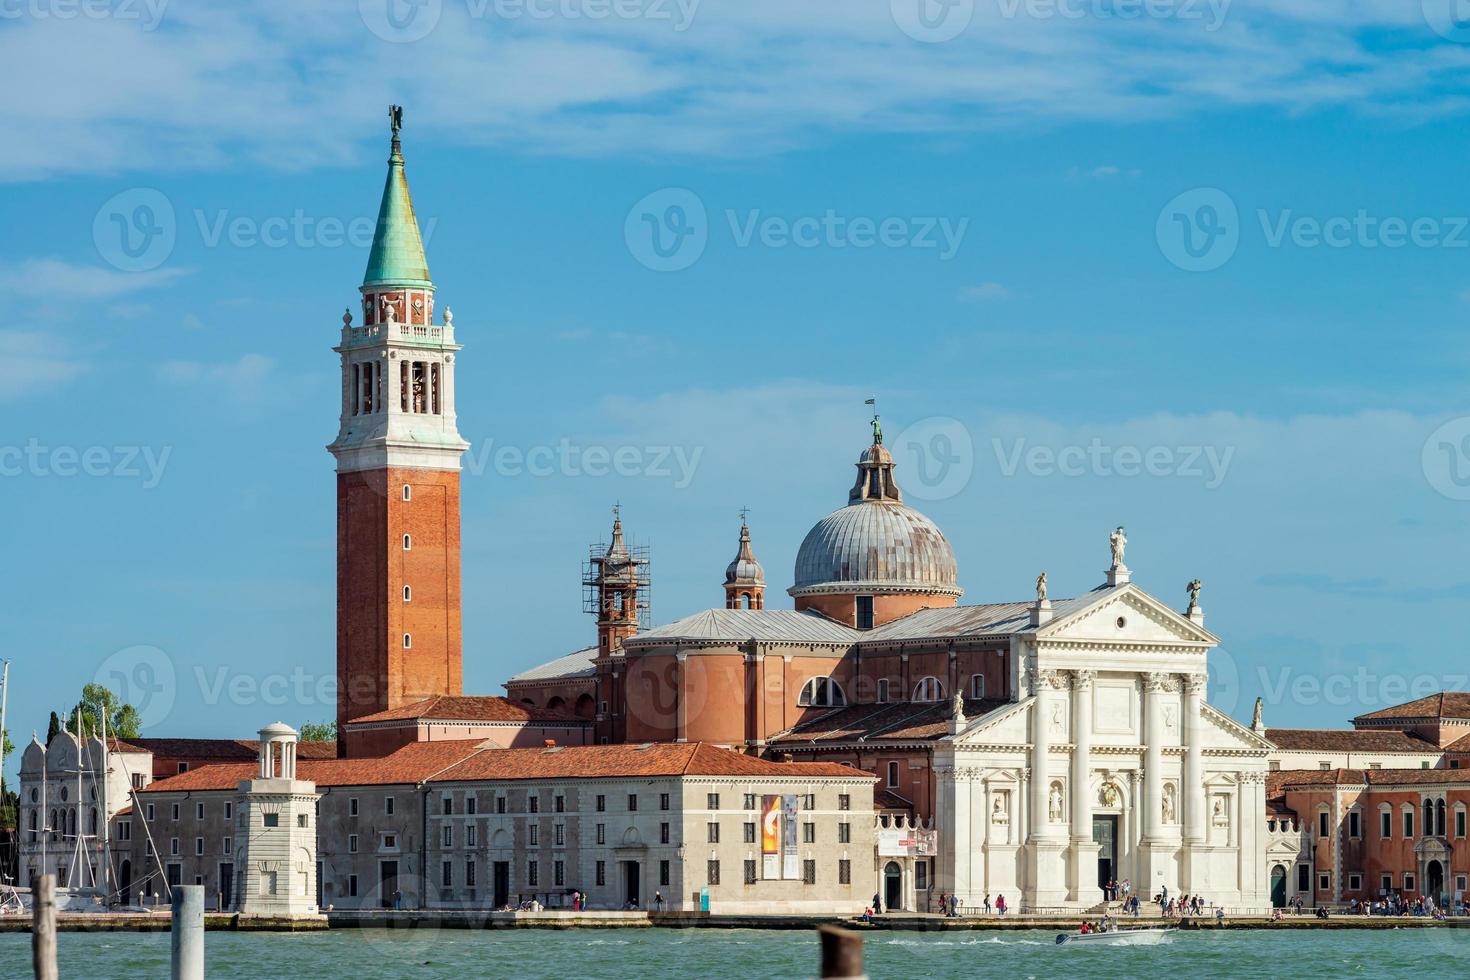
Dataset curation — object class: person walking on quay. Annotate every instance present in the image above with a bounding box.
[983,893,992,915]
[873,892,883,915]
[996,894,1007,915]
[950,893,960,917]
[654,891,664,912]
[938,892,948,916]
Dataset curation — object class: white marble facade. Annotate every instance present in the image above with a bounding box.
[935,583,1272,911]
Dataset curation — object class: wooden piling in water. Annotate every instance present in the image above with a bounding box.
[818,923,865,978]
[32,874,57,980]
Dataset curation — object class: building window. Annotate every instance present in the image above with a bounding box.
[443,796,453,816]
[798,676,847,708]
[855,595,874,630]
[403,534,411,551]
[555,824,565,847]
[743,822,756,844]
[441,861,452,888]
[555,795,565,814]
[170,837,179,856]
[528,861,538,887]
[839,860,851,885]
[660,823,670,844]
[1458,875,1468,894]
[1453,760,1462,770]
[466,860,476,888]
[916,862,928,890]
[839,794,850,812]
[386,796,395,816]
[707,860,721,886]
[658,793,668,811]
[1405,873,1416,892]
[554,861,565,887]
[298,814,308,828]
[466,825,477,848]
[708,793,720,810]
[597,823,606,846]
[529,796,539,814]
[1381,810,1392,839]
[496,797,506,814]
[1405,809,1415,838]
[630,794,639,812]
[403,586,412,602]
[660,860,671,886]
[596,861,606,886]
[262,815,279,829]
[348,874,358,898]
[744,860,757,885]
[403,633,412,649]
[1318,873,1330,892]
[177,764,189,775]
[402,484,412,501]
[224,801,232,820]
[442,825,453,848]
[172,803,180,820]
[1381,874,1393,894]
[887,761,900,788]
[349,798,359,817]
[1319,762,1330,771]
[839,822,851,844]
[803,860,816,885]
[596,795,606,813]
[147,804,155,821]
[803,794,816,810]
[743,794,756,810]
[1348,811,1360,839]
[969,673,985,699]
[1318,811,1329,839]
[194,838,203,856]
[529,825,538,846]
[383,834,397,849]
[803,822,815,844]
[912,676,944,702]
[707,822,720,843]
[1348,873,1362,891]
[1298,865,1310,892]
[467,796,477,815]
[196,802,205,820]
[1458,808,1467,838]
[877,678,889,703]
[349,834,358,853]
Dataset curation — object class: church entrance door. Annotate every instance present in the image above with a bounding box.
[1092,815,1118,892]
[1270,865,1286,908]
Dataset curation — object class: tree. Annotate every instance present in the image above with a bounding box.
[47,711,60,743]
[297,721,336,743]
[65,684,142,740]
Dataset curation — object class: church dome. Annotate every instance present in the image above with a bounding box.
[789,420,962,598]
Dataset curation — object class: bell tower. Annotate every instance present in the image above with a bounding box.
[583,507,649,744]
[329,106,469,756]
[723,512,765,609]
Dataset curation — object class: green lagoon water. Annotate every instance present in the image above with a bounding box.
[7,926,1469,978]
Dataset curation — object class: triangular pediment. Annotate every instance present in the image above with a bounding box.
[946,697,1033,746]
[1200,702,1275,752]
[1038,584,1217,646]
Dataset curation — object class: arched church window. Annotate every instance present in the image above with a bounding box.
[912,676,944,702]
[403,633,412,649]
[403,534,412,551]
[403,585,412,602]
[798,677,847,708]
[1436,798,1447,836]
[969,673,985,699]
[402,484,412,501]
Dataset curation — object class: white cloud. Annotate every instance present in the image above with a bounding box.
[959,282,1010,302]
[0,260,188,299]
[157,353,273,403]
[3,2,1468,180]
[0,330,88,400]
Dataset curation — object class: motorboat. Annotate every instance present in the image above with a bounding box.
[1055,926,1175,946]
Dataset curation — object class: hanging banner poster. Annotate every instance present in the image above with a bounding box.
[781,794,799,880]
[761,795,781,879]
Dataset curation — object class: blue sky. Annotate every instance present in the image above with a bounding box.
[6,0,1470,782]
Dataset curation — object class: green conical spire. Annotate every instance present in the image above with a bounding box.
[363,105,433,290]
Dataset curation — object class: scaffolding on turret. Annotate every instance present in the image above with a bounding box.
[581,505,651,631]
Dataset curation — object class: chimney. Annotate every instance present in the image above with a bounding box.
[544,739,556,748]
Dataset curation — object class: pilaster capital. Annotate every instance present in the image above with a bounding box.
[1182,673,1208,696]
[1143,671,1172,694]
[1037,669,1068,691]
[1072,669,1096,691]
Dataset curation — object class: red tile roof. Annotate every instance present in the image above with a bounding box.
[874,788,913,811]
[115,737,337,760]
[141,739,489,792]
[1266,729,1437,753]
[433,742,869,782]
[1354,693,1470,723]
[1268,766,1470,790]
[140,741,868,793]
[770,699,1006,745]
[346,696,583,726]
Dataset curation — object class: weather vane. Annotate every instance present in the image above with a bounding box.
[739,506,750,525]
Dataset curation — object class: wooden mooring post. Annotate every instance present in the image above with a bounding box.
[32,874,57,980]
[818,923,865,979]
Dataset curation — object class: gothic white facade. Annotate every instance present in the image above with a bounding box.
[935,574,1273,910]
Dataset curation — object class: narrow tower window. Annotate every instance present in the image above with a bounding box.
[431,362,441,414]
[351,364,361,416]
[400,361,410,413]
[403,633,412,649]
[402,484,412,501]
[403,534,412,551]
[403,585,411,602]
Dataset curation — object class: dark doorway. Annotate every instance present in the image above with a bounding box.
[380,860,400,908]
[493,862,510,909]
[1092,815,1118,892]
[623,861,641,908]
[315,861,323,908]
[1428,860,1445,903]
[118,860,132,907]
[884,861,902,911]
[1270,865,1286,908]
[218,863,234,911]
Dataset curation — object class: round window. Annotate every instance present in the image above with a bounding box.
[1115,616,1127,629]
[60,787,68,802]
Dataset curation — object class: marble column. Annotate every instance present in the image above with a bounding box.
[1183,674,1207,845]
[1142,672,1167,842]
[1031,671,1054,841]
[1070,670,1095,841]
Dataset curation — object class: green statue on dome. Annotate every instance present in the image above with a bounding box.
[871,414,882,445]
